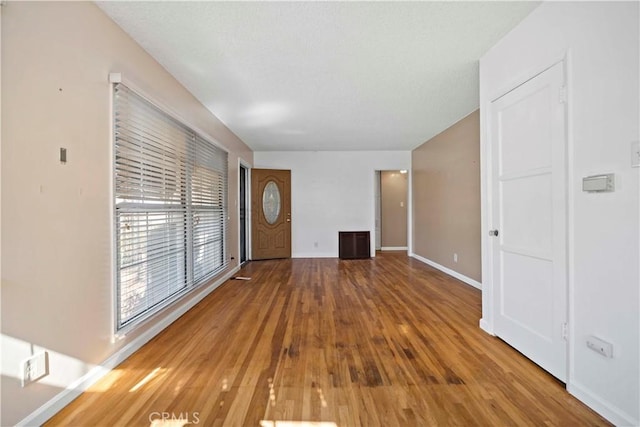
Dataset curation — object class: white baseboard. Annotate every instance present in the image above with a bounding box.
[410,254,638,427]
[292,252,336,259]
[410,253,482,290]
[17,265,240,427]
[568,381,638,426]
[380,246,408,251]
[479,318,494,335]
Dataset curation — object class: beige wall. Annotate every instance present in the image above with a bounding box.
[1,2,252,424]
[380,171,408,248]
[412,110,481,282]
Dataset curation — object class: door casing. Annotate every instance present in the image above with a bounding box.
[480,53,571,383]
[239,161,250,265]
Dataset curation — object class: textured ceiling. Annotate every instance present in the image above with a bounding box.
[98,1,539,151]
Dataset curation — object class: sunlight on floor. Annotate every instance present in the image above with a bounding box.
[129,367,167,392]
[260,422,338,427]
[87,368,124,392]
[149,419,190,427]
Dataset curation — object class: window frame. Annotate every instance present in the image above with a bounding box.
[111,80,229,334]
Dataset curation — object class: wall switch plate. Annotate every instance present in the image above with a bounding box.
[21,352,49,387]
[582,174,615,192]
[453,253,458,263]
[586,336,613,358]
[631,140,639,168]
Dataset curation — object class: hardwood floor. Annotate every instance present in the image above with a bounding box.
[47,253,609,426]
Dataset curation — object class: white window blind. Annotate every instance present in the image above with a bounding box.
[114,83,228,330]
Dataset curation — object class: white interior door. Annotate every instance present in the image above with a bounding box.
[490,61,567,381]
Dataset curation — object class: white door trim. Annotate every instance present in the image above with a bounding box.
[493,60,567,380]
[480,50,570,336]
[480,52,571,383]
[238,158,252,263]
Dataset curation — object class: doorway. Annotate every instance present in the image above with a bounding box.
[251,168,292,260]
[239,163,249,265]
[489,60,567,381]
[375,170,409,252]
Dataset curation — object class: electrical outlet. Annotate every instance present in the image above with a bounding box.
[314,241,318,248]
[21,352,49,387]
[586,336,613,358]
[453,253,458,263]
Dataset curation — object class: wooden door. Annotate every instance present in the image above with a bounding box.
[490,61,567,381]
[251,169,291,260]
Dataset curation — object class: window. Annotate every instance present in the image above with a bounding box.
[113,83,228,331]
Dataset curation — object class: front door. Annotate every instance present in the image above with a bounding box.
[251,169,291,260]
[490,61,567,381]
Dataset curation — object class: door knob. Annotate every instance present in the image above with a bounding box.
[489,229,499,237]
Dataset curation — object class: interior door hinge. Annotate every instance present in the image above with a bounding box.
[561,322,568,340]
[559,86,567,104]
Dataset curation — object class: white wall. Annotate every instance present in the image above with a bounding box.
[1,3,252,425]
[0,6,3,425]
[254,151,411,258]
[479,2,639,425]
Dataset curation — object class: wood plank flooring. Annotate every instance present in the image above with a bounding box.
[47,252,609,426]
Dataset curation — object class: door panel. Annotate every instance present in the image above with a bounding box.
[501,252,553,338]
[251,169,291,260]
[490,61,567,381]
[501,174,552,255]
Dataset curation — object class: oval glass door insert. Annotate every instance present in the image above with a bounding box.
[262,181,281,224]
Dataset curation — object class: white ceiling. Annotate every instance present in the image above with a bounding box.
[98,1,539,151]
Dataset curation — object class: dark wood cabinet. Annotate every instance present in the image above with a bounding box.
[338,231,370,259]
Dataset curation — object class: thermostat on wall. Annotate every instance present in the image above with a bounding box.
[582,174,615,192]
